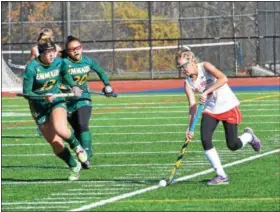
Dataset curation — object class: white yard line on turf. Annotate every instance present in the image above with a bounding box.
[0,149,266,157]
[69,149,280,211]
[1,151,200,157]
[2,92,279,100]
[1,106,278,120]
[2,201,85,205]
[3,137,280,147]
[2,121,279,130]
[2,114,279,122]
[2,181,149,185]
[2,98,279,108]
[2,129,279,138]
[2,206,69,210]
[67,188,130,191]
[41,197,103,201]
[51,192,118,196]
[1,104,279,112]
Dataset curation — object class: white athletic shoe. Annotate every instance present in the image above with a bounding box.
[244,127,261,152]
[74,145,88,163]
[68,161,81,181]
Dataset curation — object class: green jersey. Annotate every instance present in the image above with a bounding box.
[23,57,76,125]
[23,57,75,95]
[62,56,110,112]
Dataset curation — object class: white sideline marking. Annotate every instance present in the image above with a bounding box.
[69,149,280,211]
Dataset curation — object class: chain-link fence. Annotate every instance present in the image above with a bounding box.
[2,1,280,79]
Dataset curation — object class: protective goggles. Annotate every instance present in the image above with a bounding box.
[177,60,190,71]
[67,45,82,52]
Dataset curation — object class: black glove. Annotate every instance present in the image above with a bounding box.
[72,86,83,97]
[102,85,114,97]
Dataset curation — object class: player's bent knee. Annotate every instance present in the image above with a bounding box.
[55,128,71,139]
[201,139,213,151]
[79,124,89,132]
[226,142,239,151]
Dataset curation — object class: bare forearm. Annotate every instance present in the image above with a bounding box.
[205,76,228,95]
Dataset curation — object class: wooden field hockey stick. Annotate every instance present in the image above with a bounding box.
[166,103,204,186]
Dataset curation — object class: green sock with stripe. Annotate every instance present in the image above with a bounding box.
[64,130,80,149]
[80,131,93,159]
[56,147,77,168]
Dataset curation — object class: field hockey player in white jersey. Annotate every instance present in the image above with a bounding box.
[176,47,261,185]
[28,28,62,61]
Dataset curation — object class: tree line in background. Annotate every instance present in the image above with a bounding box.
[1,2,279,75]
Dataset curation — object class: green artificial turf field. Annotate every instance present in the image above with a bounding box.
[1,91,280,211]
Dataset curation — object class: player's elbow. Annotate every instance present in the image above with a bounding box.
[218,75,228,85]
[223,76,228,83]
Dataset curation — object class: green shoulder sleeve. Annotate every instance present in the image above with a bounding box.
[23,66,37,96]
[89,58,110,85]
[61,59,76,87]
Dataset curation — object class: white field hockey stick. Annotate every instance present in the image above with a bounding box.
[7,59,26,69]
[16,92,75,100]
[165,103,204,186]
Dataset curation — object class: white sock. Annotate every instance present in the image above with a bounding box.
[205,147,227,178]
[239,132,253,147]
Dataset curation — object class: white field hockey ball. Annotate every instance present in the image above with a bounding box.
[159,179,167,187]
[105,86,113,93]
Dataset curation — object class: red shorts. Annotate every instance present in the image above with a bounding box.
[203,106,242,124]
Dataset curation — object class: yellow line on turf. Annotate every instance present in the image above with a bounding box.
[241,93,280,103]
[123,197,280,203]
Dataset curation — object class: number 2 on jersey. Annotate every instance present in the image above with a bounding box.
[74,75,88,85]
[40,80,56,91]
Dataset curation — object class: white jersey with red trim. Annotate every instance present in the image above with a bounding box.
[185,62,240,114]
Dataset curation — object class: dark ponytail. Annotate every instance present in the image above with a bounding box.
[61,35,81,58]
[65,35,81,49]
[60,49,68,58]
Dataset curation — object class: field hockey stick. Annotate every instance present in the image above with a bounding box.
[7,59,26,69]
[88,90,118,97]
[165,103,204,186]
[16,92,75,100]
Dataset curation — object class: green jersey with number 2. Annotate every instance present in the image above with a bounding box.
[23,57,76,125]
[62,56,110,113]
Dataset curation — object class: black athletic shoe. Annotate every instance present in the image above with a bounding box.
[81,161,91,169]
